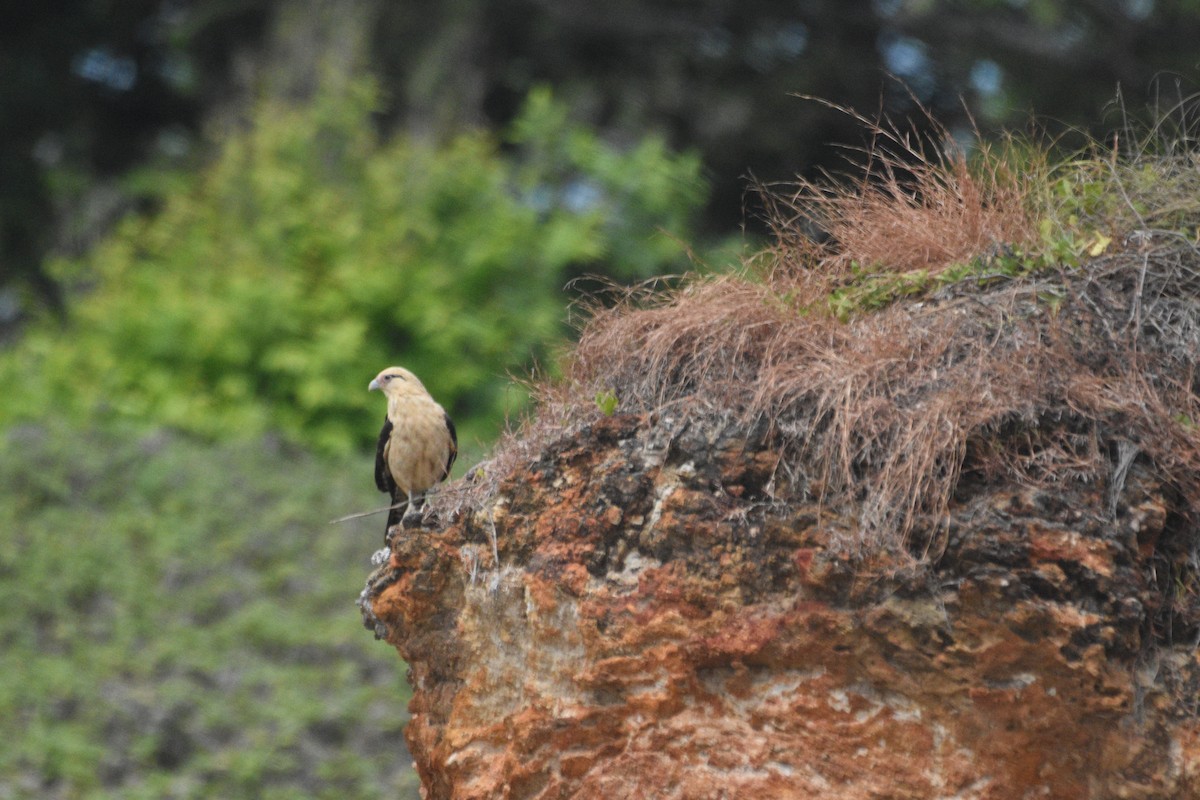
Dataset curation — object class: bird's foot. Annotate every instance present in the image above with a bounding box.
[400,505,425,529]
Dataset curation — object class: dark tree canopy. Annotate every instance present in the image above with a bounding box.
[4,0,1200,323]
[0,0,271,326]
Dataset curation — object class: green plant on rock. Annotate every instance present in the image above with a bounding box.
[807,132,1189,321]
[594,388,619,416]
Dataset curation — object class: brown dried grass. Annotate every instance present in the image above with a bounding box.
[445,109,1200,557]
[763,101,1045,285]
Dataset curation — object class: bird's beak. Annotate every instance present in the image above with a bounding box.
[368,379,380,391]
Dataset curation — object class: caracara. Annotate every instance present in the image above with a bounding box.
[369,366,457,537]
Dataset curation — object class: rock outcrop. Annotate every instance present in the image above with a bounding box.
[361,138,1200,798]
[362,411,1200,799]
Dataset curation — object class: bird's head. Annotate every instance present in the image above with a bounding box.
[369,366,427,397]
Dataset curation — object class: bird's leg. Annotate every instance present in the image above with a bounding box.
[383,488,409,546]
[384,495,407,547]
[401,490,426,528]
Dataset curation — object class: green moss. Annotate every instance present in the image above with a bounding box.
[816,141,1200,320]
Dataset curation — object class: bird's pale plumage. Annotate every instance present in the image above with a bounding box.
[369,366,457,535]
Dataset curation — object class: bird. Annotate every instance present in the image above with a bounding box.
[369,366,457,539]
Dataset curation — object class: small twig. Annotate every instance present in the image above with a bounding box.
[1107,440,1140,519]
[329,502,405,525]
[487,510,500,568]
[1127,253,1149,347]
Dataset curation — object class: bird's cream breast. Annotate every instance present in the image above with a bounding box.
[384,395,453,495]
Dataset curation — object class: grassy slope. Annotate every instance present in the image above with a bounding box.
[0,424,418,799]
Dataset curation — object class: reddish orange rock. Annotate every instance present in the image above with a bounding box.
[361,414,1200,799]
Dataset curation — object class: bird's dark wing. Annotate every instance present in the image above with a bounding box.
[374,414,395,494]
[443,412,458,480]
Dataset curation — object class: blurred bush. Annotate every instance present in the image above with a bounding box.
[0,423,419,798]
[0,81,716,454]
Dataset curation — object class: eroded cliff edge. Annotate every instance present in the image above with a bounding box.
[361,153,1200,796]
[362,405,1199,799]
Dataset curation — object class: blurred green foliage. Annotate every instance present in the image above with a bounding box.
[0,423,419,798]
[0,81,714,454]
[0,73,724,798]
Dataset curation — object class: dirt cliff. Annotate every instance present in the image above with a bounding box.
[361,135,1200,798]
[361,405,1199,799]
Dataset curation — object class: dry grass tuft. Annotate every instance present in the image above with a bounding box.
[764,101,1044,286]
[441,104,1200,558]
